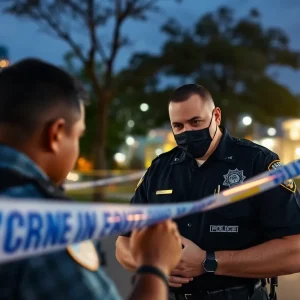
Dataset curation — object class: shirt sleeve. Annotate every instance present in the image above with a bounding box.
[254,151,300,242]
[0,250,121,300]
[17,251,121,300]
[118,169,150,237]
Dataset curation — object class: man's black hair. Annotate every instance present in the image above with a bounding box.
[0,58,88,133]
[168,84,215,106]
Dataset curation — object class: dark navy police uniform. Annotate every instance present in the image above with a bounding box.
[122,126,300,300]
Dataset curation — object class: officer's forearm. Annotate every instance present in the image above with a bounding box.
[128,274,168,300]
[215,234,300,277]
[115,236,137,272]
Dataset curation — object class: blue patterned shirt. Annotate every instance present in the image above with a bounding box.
[0,145,122,300]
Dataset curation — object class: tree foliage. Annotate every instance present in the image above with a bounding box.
[3,3,300,165]
[125,6,300,132]
[1,0,181,169]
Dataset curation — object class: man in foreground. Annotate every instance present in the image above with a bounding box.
[0,58,182,300]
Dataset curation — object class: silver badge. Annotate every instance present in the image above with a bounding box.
[223,168,246,188]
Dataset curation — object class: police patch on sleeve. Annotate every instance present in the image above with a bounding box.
[268,160,296,193]
[67,240,100,271]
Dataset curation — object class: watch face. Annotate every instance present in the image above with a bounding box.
[204,259,218,273]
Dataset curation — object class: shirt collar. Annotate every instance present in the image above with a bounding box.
[170,148,186,165]
[0,144,49,181]
[211,126,236,163]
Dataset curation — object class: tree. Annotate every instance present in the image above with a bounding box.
[1,0,180,166]
[63,52,172,168]
[126,7,300,134]
[1,0,181,200]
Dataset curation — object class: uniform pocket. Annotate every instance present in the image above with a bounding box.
[149,188,186,204]
[149,191,174,204]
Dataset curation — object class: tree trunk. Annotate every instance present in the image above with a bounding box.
[84,62,113,202]
[92,90,110,202]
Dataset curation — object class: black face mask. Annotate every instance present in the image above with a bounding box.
[174,111,217,158]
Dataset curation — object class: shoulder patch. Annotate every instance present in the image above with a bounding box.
[67,240,100,271]
[268,160,296,193]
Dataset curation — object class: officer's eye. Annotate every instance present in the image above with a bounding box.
[192,120,201,126]
[173,124,182,129]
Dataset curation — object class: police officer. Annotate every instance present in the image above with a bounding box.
[0,58,182,300]
[116,84,300,300]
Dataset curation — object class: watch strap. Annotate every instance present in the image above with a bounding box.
[207,251,216,260]
[132,265,169,287]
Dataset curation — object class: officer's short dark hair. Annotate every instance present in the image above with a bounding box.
[0,58,88,133]
[169,84,215,106]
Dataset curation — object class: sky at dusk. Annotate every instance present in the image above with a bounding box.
[0,0,299,93]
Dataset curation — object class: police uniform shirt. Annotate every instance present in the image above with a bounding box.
[124,126,300,293]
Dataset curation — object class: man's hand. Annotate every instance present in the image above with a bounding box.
[168,274,193,288]
[171,236,205,282]
[130,220,182,276]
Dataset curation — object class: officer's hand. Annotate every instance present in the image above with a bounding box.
[171,236,205,279]
[130,220,182,276]
[168,274,194,288]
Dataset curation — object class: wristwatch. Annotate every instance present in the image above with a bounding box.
[202,251,218,273]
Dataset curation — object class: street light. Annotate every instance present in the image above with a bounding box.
[267,127,276,136]
[126,136,135,146]
[155,148,163,156]
[67,172,79,181]
[242,116,252,126]
[127,120,135,128]
[140,103,149,112]
[0,59,9,68]
[261,138,274,149]
[0,46,9,69]
[114,152,126,163]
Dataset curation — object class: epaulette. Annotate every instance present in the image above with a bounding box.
[158,146,179,158]
[234,137,274,157]
[151,146,180,163]
[134,149,179,190]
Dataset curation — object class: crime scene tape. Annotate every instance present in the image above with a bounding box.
[0,159,299,263]
[64,170,146,191]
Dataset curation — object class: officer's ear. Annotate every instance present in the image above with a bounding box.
[45,118,67,154]
[214,107,221,125]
